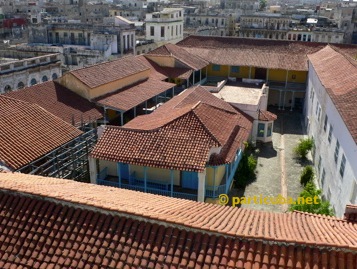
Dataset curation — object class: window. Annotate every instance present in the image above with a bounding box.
[267,122,272,137]
[161,26,165,37]
[321,168,326,186]
[30,78,37,86]
[176,25,178,36]
[42,75,48,82]
[258,123,265,137]
[339,154,346,178]
[17,81,24,89]
[52,73,58,80]
[328,125,333,144]
[334,140,340,164]
[231,66,239,73]
[351,182,357,203]
[327,188,331,200]
[212,65,220,71]
[323,115,328,132]
[4,85,11,93]
[150,26,154,36]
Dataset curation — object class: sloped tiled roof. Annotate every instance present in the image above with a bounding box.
[177,35,330,71]
[0,173,356,268]
[4,81,103,127]
[91,86,252,171]
[146,43,209,70]
[258,110,278,121]
[69,56,150,88]
[308,45,357,144]
[95,79,175,112]
[0,96,83,170]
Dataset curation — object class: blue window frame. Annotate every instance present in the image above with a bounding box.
[231,66,240,73]
[212,65,220,71]
[258,123,265,137]
[267,122,272,137]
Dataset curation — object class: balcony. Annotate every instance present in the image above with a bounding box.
[96,150,242,201]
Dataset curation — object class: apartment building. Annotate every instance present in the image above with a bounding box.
[304,45,357,217]
[145,8,184,44]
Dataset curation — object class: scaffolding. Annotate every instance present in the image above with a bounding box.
[16,128,97,182]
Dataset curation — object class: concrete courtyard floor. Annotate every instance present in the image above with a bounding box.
[231,108,306,213]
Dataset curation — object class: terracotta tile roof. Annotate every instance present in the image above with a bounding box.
[258,110,278,121]
[308,45,357,144]
[0,96,83,170]
[177,35,331,71]
[161,85,238,114]
[95,79,176,112]
[146,43,209,70]
[0,173,356,269]
[91,86,252,171]
[4,81,103,127]
[69,56,150,88]
[136,55,168,81]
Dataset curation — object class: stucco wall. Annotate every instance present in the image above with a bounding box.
[206,165,226,186]
[59,68,150,101]
[304,63,357,217]
[145,55,176,68]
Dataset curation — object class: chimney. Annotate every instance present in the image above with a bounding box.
[344,204,357,222]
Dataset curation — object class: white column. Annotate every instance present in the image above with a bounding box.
[282,91,286,110]
[88,156,97,184]
[197,170,206,202]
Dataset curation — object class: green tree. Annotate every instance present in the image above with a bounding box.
[290,182,334,216]
[300,165,314,186]
[234,153,257,188]
[293,138,314,159]
[259,0,267,10]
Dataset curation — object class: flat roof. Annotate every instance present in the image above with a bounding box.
[213,84,263,106]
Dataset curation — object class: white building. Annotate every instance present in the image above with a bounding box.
[145,8,183,44]
[304,45,357,217]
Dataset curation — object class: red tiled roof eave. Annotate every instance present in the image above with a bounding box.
[146,43,209,71]
[4,81,103,126]
[258,110,278,121]
[0,96,83,170]
[95,79,176,112]
[0,173,357,255]
[69,55,150,89]
[0,185,356,268]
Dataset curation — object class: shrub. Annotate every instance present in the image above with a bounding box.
[300,165,314,186]
[293,138,314,159]
[290,182,334,216]
[234,153,257,188]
